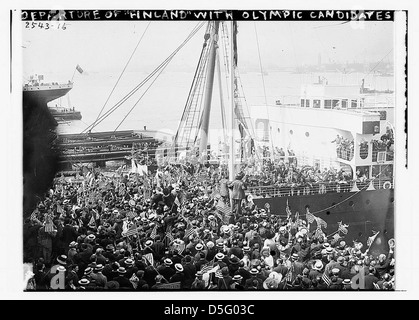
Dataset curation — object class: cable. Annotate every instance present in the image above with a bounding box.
[81,22,205,134]
[90,22,151,131]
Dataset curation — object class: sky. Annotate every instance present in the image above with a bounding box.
[21,19,395,79]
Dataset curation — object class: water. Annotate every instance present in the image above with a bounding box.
[53,69,394,136]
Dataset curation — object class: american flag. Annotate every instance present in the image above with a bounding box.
[305,208,315,224]
[315,216,327,229]
[44,214,54,232]
[126,211,137,219]
[322,272,331,286]
[124,223,139,237]
[216,201,231,216]
[367,231,380,247]
[215,269,223,279]
[337,221,349,235]
[165,225,174,244]
[149,224,158,239]
[184,227,197,239]
[200,262,215,274]
[30,209,38,221]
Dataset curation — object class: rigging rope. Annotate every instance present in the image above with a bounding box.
[81,22,205,133]
[254,23,275,158]
[89,22,151,132]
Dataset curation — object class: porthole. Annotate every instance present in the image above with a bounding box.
[289,130,293,135]
[305,132,310,137]
[366,199,370,205]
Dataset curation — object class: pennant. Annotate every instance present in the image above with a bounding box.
[174,196,181,208]
[143,253,154,266]
[129,273,139,289]
[367,231,380,248]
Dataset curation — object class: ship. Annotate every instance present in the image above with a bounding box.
[167,21,394,251]
[247,76,394,248]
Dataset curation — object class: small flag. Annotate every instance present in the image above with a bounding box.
[367,231,380,247]
[200,262,215,274]
[315,216,327,229]
[215,269,223,279]
[337,221,349,235]
[332,233,341,242]
[88,215,96,229]
[129,273,139,289]
[124,223,138,237]
[44,214,54,232]
[174,196,181,208]
[184,227,197,239]
[30,209,38,221]
[56,204,64,215]
[322,272,331,286]
[373,282,381,290]
[306,208,315,224]
[143,253,154,266]
[76,64,84,74]
[150,225,158,239]
[126,211,137,219]
[216,201,230,216]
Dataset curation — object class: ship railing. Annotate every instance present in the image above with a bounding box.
[246,178,393,198]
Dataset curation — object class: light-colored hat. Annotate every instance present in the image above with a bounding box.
[331,268,340,275]
[175,263,184,272]
[164,258,173,266]
[195,243,204,251]
[215,253,225,260]
[250,268,259,275]
[312,260,324,271]
[232,275,243,281]
[78,278,90,286]
[145,240,153,247]
[206,241,214,249]
[124,258,134,267]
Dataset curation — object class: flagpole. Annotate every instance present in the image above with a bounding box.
[71,66,77,82]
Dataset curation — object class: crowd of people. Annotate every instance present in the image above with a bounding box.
[23,160,395,291]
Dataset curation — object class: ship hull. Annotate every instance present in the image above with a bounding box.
[253,189,394,253]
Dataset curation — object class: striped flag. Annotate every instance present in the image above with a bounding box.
[124,223,139,237]
[216,201,231,216]
[215,269,223,279]
[200,262,215,274]
[126,211,137,219]
[76,64,84,74]
[44,214,54,232]
[143,253,154,266]
[30,209,38,221]
[322,272,331,286]
[315,216,327,229]
[367,231,380,247]
[184,227,197,239]
[337,221,349,235]
[305,208,315,224]
[165,225,174,244]
[150,224,158,239]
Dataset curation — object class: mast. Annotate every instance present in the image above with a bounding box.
[228,21,236,180]
[198,21,220,162]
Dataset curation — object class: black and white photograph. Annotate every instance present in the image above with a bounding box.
[3,0,417,300]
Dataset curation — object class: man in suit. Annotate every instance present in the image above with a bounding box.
[228,173,246,218]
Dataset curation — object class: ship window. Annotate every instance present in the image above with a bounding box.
[277,128,280,133]
[324,100,332,109]
[305,132,309,137]
[300,99,305,107]
[351,100,357,108]
[305,99,310,108]
[313,99,321,108]
[289,130,293,135]
[332,100,340,108]
[341,99,348,109]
